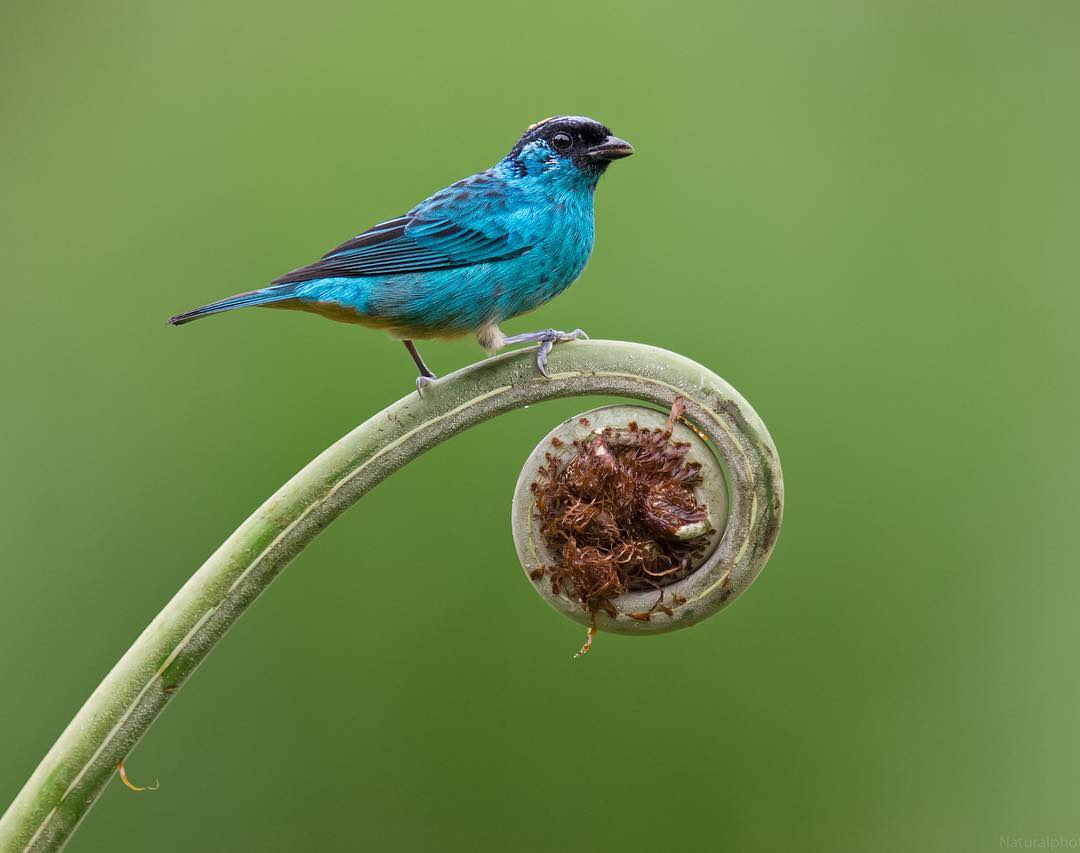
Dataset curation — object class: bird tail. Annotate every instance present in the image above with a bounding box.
[168,284,298,325]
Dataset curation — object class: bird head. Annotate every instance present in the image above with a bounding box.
[504,116,633,184]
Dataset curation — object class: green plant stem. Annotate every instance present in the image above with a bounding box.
[0,340,783,851]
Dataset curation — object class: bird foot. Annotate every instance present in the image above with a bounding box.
[503,328,588,378]
[535,328,588,377]
[416,374,438,397]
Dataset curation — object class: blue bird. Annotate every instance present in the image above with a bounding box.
[169,116,633,392]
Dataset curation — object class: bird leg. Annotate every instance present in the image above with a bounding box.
[500,328,589,378]
[402,339,437,395]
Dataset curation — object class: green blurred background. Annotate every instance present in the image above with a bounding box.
[2,1,1078,850]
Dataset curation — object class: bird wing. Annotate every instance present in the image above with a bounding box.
[273,208,532,285]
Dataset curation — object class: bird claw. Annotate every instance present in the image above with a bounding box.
[416,374,438,397]
[536,340,555,378]
[534,328,587,377]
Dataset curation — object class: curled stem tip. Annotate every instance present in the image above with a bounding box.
[117,758,159,793]
[0,340,781,851]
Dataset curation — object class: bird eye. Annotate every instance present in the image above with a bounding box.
[551,132,572,152]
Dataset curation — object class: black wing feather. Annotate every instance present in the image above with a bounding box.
[273,214,529,286]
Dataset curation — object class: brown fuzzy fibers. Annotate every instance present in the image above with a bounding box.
[530,399,714,617]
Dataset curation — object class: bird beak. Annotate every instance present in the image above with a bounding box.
[587,135,634,161]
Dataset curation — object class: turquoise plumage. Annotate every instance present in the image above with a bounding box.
[169,116,633,391]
